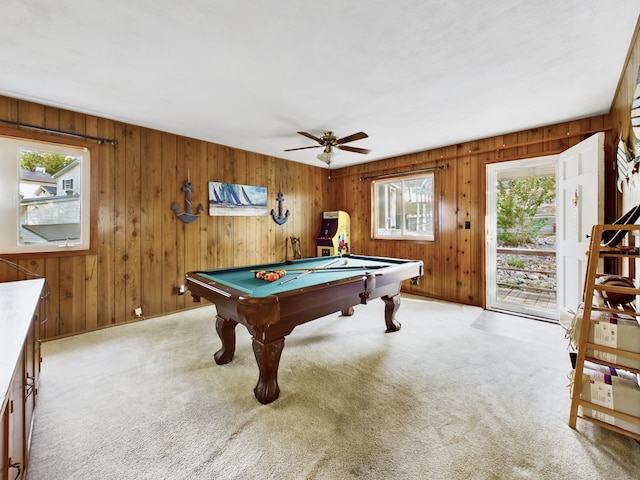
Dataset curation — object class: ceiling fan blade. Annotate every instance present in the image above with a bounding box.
[336,131,368,144]
[297,131,324,144]
[284,145,323,152]
[338,145,371,154]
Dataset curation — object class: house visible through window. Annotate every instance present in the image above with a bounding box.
[0,133,93,254]
[372,172,435,240]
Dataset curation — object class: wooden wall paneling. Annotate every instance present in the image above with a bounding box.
[0,261,19,282]
[300,162,315,256]
[84,114,100,331]
[249,153,268,265]
[230,149,249,266]
[96,117,117,327]
[272,156,284,262]
[84,255,98,331]
[440,146,460,301]
[58,256,87,335]
[349,165,367,255]
[58,256,74,335]
[292,160,305,229]
[456,144,477,304]
[610,18,640,138]
[59,109,86,137]
[497,131,519,163]
[265,157,277,262]
[265,155,279,262]
[180,137,204,309]
[470,144,486,304]
[113,123,128,324]
[18,100,45,127]
[122,123,142,320]
[516,130,529,159]
[526,128,544,158]
[0,95,17,123]
[196,142,209,274]
[140,128,163,318]
[160,132,178,314]
[172,136,193,310]
[217,146,235,268]
[206,144,221,269]
[44,257,60,337]
[43,106,73,334]
[272,157,289,263]
[5,88,635,337]
[16,259,45,280]
[543,121,569,156]
[303,163,317,258]
[287,159,299,259]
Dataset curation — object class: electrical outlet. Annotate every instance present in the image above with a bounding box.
[135,307,142,317]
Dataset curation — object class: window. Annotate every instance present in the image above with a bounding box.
[61,178,74,192]
[0,130,95,255]
[372,172,435,240]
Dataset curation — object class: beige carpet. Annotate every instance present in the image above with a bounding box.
[26,295,640,479]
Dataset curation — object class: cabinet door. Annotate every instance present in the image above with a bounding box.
[1,404,7,480]
[24,321,36,455]
[8,357,25,480]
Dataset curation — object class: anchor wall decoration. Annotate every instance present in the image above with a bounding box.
[270,190,290,225]
[172,180,204,224]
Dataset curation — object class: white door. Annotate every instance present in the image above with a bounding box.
[556,132,604,313]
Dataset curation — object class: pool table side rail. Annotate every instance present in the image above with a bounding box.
[185,258,423,305]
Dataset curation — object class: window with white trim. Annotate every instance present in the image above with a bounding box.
[0,133,93,254]
[372,172,435,240]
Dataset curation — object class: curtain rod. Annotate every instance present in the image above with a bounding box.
[0,118,118,145]
[359,164,448,181]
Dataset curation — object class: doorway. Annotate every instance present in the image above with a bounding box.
[485,133,605,321]
[486,156,559,320]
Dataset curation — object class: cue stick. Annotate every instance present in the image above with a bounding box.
[250,265,387,273]
[277,257,343,285]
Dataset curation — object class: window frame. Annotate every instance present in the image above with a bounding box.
[371,171,436,241]
[0,126,98,257]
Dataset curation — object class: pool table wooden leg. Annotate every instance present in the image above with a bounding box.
[251,337,284,404]
[381,293,401,332]
[340,306,355,316]
[214,315,237,364]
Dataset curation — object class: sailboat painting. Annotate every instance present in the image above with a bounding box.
[208,181,268,216]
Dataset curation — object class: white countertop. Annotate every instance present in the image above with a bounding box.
[1,278,45,411]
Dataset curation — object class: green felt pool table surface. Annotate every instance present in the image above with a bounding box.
[193,254,415,297]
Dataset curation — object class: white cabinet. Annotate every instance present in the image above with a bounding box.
[1,279,46,480]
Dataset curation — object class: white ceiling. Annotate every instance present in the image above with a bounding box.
[1,1,638,169]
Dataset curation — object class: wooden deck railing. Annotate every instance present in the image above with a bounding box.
[496,248,556,295]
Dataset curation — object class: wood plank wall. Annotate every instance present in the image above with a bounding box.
[4,27,640,341]
[0,95,330,338]
[326,117,612,307]
[610,18,640,158]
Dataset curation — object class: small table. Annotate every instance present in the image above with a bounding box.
[186,254,423,404]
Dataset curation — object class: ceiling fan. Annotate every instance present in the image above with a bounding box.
[284,131,371,165]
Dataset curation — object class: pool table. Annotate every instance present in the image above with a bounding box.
[186,254,423,404]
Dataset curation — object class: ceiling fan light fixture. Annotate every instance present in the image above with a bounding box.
[317,149,340,165]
